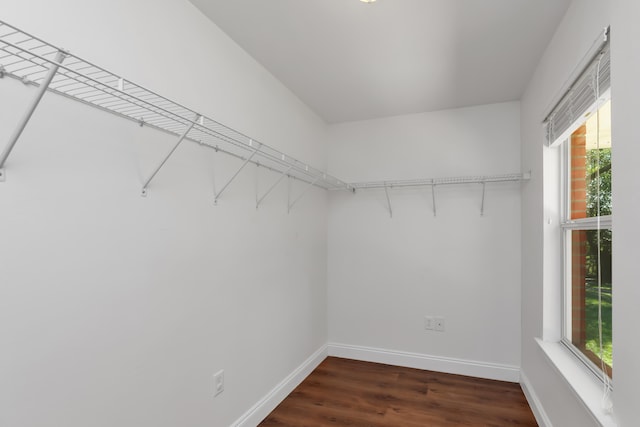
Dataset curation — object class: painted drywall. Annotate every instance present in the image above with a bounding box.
[609,1,640,425]
[0,1,328,427]
[520,0,615,425]
[326,102,522,375]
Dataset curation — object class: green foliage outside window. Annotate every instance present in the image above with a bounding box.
[584,147,612,368]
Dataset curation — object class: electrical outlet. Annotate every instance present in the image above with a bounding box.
[213,370,224,397]
[434,316,445,332]
[424,316,434,330]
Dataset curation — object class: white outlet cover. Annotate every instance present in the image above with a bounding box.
[434,317,445,332]
[214,370,224,397]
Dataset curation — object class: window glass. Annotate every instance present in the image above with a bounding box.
[564,99,612,379]
[570,100,612,220]
[568,229,612,377]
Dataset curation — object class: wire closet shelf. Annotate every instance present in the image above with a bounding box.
[346,172,530,190]
[345,172,530,218]
[0,20,351,192]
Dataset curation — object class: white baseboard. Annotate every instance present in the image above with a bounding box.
[327,342,520,383]
[520,370,552,427]
[231,343,521,426]
[230,344,328,427]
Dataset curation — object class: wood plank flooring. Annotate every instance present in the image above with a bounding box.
[259,357,537,427]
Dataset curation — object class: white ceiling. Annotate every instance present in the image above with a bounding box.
[189,0,571,124]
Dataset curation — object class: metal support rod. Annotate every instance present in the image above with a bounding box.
[288,176,320,213]
[480,182,486,216]
[287,176,291,213]
[255,163,259,208]
[256,166,293,209]
[214,146,260,204]
[431,182,437,217]
[384,184,393,218]
[0,50,65,181]
[141,114,200,196]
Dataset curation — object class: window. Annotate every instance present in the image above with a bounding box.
[562,100,612,379]
[544,31,612,385]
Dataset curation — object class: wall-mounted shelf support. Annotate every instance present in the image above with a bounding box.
[288,176,320,213]
[256,165,292,209]
[287,176,291,212]
[431,182,437,217]
[214,144,261,204]
[141,114,200,196]
[480,182,486,216]
[0,50,65,182]
[384,184,393,218]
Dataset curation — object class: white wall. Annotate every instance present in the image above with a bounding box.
[0,1,328,426]
[608,1,640,425]
[326,102,522,379]
[520,1,620,426]
[5,1,639,426]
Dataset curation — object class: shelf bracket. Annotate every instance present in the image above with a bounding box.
[214,143,261,204]
[256,165,292,210]
[0,50,66,182]
[480,182,486,216]
[287,175,291,213]
[384,184,393,218]
[141,114,200,196]
[254,162,259,207]
[288,176,320,213]
[431,182,437,217]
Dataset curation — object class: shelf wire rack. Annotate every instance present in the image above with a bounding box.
[346,172,530,190]
[0,19,530,207]
[343,172,530,218]
[0,20,351,192]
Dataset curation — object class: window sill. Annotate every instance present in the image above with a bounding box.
[536,338,616,427]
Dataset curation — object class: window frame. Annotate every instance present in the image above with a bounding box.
[555,94,613,383]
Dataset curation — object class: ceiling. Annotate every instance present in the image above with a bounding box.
[189,0,571,124]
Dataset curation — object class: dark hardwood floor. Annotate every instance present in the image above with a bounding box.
[259,357,537,427]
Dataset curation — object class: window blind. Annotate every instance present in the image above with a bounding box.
[544,28,610,145]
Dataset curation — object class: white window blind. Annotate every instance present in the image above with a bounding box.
[544,28,610,145]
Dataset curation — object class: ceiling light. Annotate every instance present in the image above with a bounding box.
[360,0,376,3]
